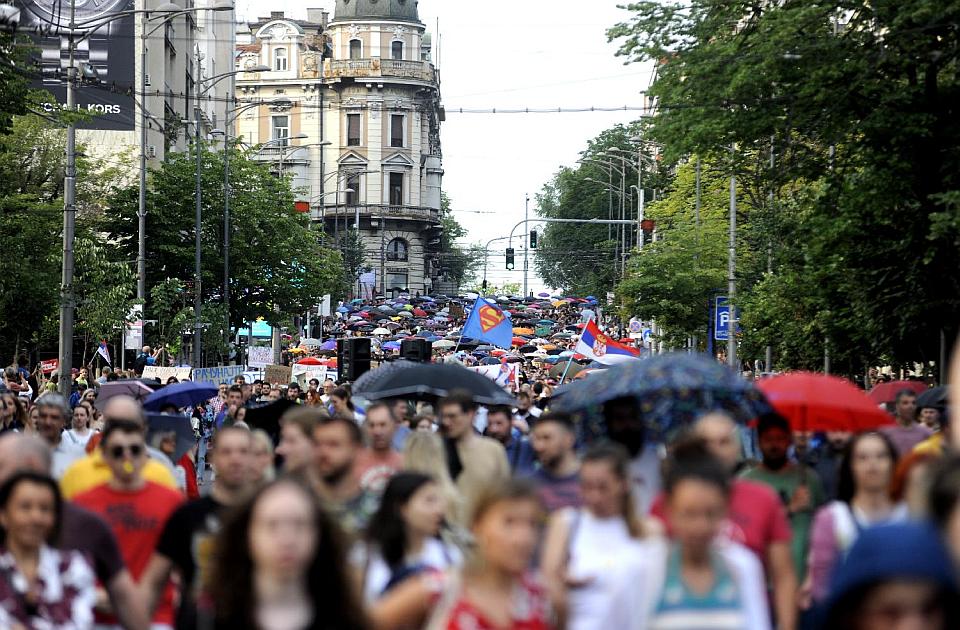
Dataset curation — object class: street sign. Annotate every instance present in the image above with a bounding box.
[714,296,739,341]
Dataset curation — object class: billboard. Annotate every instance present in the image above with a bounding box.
[16,0,136,130]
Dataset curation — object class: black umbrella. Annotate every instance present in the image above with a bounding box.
[245,399,297,445]
[352,363,516,406]
[146,413,197,461]
[917,386,948,410]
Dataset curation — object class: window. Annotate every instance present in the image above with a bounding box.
[274,47,288,71]
[349,39,362,59]
[389,172,404,206]
[347,113,361,146]
[272,115,290,146]
[387,238,408,262]
[391,40,403,60]
[345,173,360,206]
[390,114,404,148]
[385,272,408,295]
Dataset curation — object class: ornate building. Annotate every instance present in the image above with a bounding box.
[234,1,444,297]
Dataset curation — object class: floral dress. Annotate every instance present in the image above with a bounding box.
[426,572,552,630]
[0,544,96,629]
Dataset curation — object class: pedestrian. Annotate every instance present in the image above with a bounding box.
[359,472,461,603]
[541,443,650,630]
[603,438,771,630]
[528,412,582,512]
[801,431,907,607]
[314,414,381,539]
[287,382,303,403]
[140,426,256,629]
[809,431,853,502]
[0,471,96,629]
[62,399,94,448]
[483,405,536,476]
[402,432,464,530]
[73,415,184,628]
[0,392,24,433]
[330,386,358,420]
[216,385,244,429]
[926,455,960,566]
[33,394,85,479]
[601,396,662,516]
[275,406,324,473]
[202,477,369,630]
[355,402,404,495]
[879,390,931,456]
[371,479,550,630]
[250,428,276,482]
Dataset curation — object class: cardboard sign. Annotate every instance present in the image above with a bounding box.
[142,366,192,382]
[192,365,245,386]
[248,346,273,369]
[264,364,293,385]
[40,359,59,375]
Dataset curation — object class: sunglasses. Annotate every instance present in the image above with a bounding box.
[108,444,144,459]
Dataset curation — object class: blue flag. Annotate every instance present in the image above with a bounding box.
[461,298,513,349]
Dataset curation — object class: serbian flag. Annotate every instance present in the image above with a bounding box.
[97,340,112,365]
[575,319,640,365]
[461,298,513,349]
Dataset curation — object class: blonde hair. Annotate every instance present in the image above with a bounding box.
[250,429,276,482]
[402,432,463,525]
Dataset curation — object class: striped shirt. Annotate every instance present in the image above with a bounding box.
[650,545,746,630]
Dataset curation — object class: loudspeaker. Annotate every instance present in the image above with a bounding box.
[400,338,432,363]
[337,338,372,382]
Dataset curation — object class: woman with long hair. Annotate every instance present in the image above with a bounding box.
[0,393,23,433]
[203,476,368,630]
[330,387,358,420]
[402,432,463,528]
[540,443,649,630]
[801,431,907,607]
[0,471,95,628]
[371,479,550,630]
[361,472,461,603]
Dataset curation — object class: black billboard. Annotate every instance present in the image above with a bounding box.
[16,0,136,131]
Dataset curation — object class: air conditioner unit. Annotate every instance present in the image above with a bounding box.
[147,145,157,158]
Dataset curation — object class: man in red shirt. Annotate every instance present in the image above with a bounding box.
[353,402,403,495]
[74,399,183,629]
[650,412,798,630]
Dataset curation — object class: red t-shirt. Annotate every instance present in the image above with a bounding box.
[650,478,792,561]
[433,573,551,630]
[74,481,184,625]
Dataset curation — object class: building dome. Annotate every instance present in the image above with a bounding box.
[332,0,421,23]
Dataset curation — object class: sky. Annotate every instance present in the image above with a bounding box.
[236,0,652,293]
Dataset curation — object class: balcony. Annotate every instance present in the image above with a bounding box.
[324,58,437,84]
[315,204,440,224]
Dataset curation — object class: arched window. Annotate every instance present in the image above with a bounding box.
[349,39,362,59]
[387,238,408,262]
[274,47,288,71]
[391,40,404,60]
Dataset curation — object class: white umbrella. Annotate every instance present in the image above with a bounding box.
[372,327,391,335]
[433,339,456,349]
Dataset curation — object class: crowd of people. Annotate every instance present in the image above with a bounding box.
[0,294,956,630]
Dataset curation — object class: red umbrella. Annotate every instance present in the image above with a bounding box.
[413,308,428,317]
[296,357,324,366]
[512,337,528,346]
[868,380,927,404]
[758,372,896,433]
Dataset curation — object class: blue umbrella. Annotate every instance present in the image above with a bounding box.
[319,339,337,351]
[144,381,218,411]
[383,341,401,350]
[336,306,350,313]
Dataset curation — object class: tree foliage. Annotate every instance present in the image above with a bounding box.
[438,193,483,288]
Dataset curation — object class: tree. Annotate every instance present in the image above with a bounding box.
[438,193,483,288]
[101,142,345,332]
[73,236,137,364]
[0,33,32,135]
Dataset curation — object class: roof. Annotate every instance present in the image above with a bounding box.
[332,0,422,24]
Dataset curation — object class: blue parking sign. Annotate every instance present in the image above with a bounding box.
[715,296,735,341]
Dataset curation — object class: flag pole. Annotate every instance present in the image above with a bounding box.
[559,358,575,383]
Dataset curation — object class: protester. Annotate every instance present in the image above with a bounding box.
[330,386,358,419]
[74,416,184,628]
[484,405,537,476]
[437,390,510,526]
[809,431,853,502]
[63,400,94,449]
[371,479,550,630]
[927,455,960,567]
[0,392,24,433]
[251,428,276,482]
[879,390,932,456]
[33,394,86,479]
[529,412,582,512]
[140,426,256,629]
[314,415,380,538]
[601,396,662,515]
[604,439,771,630]
[0,471,96,629]
[402,431,464,529]
[355,402,404,495]
[802,431,907,606]
[216,385,244,429]
[541,443,649,630]
[359,472,461,603]
[287,382,303,402]
[276,406,324,474]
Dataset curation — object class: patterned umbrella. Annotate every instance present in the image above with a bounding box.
[551,352,770,444]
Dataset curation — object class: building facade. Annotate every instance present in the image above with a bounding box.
[234,0,445,297]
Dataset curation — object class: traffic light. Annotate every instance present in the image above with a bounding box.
[529,230,538,249]
[481,279,488,291]
[506,248,515,270]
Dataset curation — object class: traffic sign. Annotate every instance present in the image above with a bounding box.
[714,296,739,341]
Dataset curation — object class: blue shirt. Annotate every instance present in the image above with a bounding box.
[504,435,537,476]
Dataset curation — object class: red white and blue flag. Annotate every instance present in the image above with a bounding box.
[574,319,640,365]
[97,340,112,365]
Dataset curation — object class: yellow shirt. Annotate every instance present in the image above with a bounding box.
[60,451,179,499]
[913,432,945,457]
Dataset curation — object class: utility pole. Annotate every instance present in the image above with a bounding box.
[523,194,529,296]
[728,146,738,370]
[193,81,203,369]
[58,0,77,398]
[223,103,231,349]
[765,138,774,372]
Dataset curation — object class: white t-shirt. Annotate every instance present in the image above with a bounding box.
[361,537,462,604]
[62,429,92,449]
[50,442,86,480]
[630,444,664,516]
[563,509,645,630]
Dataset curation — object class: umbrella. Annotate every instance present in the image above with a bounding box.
[244,399,298,444]
[551,353,770,443]
[512,337,529,346]
[513,327,535,335]
[353,363,516,406]
[383,341,401,351]
[372,327,391,335]
[868,380,928,404]
[549,360,585,379]
[480,357,501,365]
[538,292,550,297]
[757,373,896,433]
[916,386,948,410]
[95,380,155,410]
[145,413,197,461]
[296,357,324,366]
[398,311,413,318]
[433,339,456,349]
[143,381,218,412]
[319,339,337,351]
[336,306,350,314]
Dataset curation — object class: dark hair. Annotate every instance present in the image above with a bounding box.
[319,415,363,445]
[929,456,960,530]
[228,385,243,396]
[365,401,396,422]
[836,432,898,504]
[331,387,355,411]
[288,382,301,391]
[0,471,63,545]
[664,437,731,498]
[206,476,368,630]
[535,411,575,433]
[582,442,644,538]
[439,389,477,414]
[101,418,145,444]
[366,472,437,568]
[895,389,917,403]
[486,405,512,421]
[756,412,791,437]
